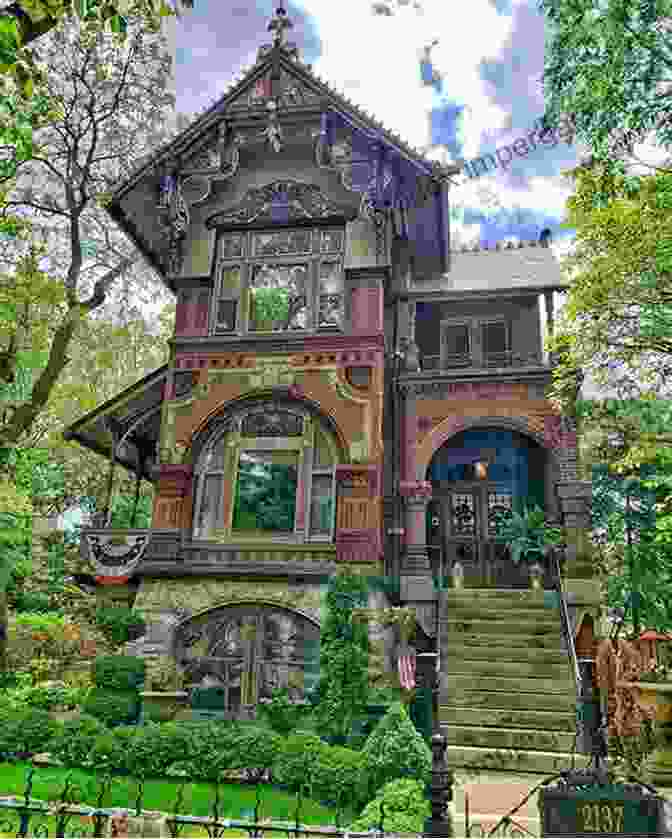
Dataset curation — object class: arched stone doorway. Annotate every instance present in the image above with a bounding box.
[173,602,320,719]
[425,426,553,588]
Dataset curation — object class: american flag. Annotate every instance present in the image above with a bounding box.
[398,645,416,690]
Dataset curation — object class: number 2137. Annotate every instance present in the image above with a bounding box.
[578,803,625,833]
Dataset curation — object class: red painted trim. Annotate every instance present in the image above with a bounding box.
[94,576,131,585]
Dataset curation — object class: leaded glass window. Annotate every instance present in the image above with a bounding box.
[213,227,344,335]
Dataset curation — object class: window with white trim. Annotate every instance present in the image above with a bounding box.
[193,406,339,542]
[212,228,345,335]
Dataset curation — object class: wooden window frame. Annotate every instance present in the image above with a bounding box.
[440,316,511,369]
[211,228,345,337]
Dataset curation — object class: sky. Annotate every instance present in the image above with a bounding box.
[168,0,584,255]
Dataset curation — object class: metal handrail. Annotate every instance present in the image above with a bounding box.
[552,547,582,695]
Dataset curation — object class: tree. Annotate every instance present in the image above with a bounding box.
[539,0,672,171]
[0,0,190,189]
[314,571,371,742]
[0,9,175,450]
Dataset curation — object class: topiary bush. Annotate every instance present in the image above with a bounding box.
[272,731,326,798]
[83,688,140,727]
[361,701,432,798]
[48,714,108,768]
[94,606,146,647]
[0,708,61,758]
[89,730,130,775]
[228,723,283,783]
[311,744,369,812]
[350,777,430,836]
[257,688,310,736]
[93,655,145,691]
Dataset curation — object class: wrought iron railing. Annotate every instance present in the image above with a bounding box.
[551,547,582,696]
[418,350,545,372]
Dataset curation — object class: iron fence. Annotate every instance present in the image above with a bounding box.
[0,763,389,838]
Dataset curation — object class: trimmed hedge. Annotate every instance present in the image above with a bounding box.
[83,688,140,727]
[350,778,430,835]
[93,656,145,691]
[48,714,108,768]
[0,708,61,758]
[95,607,146,646]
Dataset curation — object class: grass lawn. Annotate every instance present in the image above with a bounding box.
[0,761,359,838]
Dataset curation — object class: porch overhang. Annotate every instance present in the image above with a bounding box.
[62,365,172,482]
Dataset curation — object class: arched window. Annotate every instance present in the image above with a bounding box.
[193,403,339,541]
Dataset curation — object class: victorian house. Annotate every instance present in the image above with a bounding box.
[65,5,598,773]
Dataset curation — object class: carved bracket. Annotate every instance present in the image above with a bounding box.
[335,464,380,495]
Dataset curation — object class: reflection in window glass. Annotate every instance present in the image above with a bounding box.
[249,264,308,331]
[253,230,312,256]
[216,266,241,332]
[318,262,343,329]
[194,474,224,536]
[232,451,298,532]
[310,475,333,535]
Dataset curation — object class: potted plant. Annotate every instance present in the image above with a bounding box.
[493,503,564,588]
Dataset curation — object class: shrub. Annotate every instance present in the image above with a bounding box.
[89,730,130,775]
[123,723,182,779]
[228,724,283,783]
[94,607,146,646]
[48,714,108,768]
[15,592,53,614]
[272,732,326,797]
[257,688,309,736]
[83,688,140,727]
[0,708,60,757]
[361,702,432,797]
[93,655,145,691]
[312,744,369,812]
[350,778,430,835]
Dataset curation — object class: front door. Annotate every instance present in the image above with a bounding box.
[439,482,527,588]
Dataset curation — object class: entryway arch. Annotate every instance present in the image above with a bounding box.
[425,423,556,588]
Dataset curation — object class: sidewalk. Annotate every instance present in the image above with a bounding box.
[449,771,546,837]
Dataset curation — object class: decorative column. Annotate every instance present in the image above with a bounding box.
[400,481,433,601]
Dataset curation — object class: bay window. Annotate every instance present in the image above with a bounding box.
[212,228,345,335]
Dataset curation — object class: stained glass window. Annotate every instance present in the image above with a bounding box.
[318,262,344,329]
[212,227,345,336]
[253,230,312,256]
[249,264,308,331]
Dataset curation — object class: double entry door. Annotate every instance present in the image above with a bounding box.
[435,482,528,588]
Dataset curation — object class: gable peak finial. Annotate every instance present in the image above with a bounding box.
[268,3,293,47]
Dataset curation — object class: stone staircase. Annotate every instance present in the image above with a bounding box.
[438,588,592,775]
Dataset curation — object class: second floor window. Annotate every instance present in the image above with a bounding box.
[212,228,345,335]
[440,317,511,368]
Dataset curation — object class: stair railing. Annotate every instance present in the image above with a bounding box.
[551,544,582,695]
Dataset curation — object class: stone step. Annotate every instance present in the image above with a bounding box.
[441,633,564,651]
[440,690,575,713]
[442,617,561,636]
[444,724,576,753]
[440,706,576,732]
[443,589,557,605]
[443,743,591,775]
[444,674,575,694]
[446,657,571,679]
[444,644,569,665]
[442,605,561,622]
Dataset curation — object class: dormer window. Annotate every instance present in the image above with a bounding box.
[212,228,345,335]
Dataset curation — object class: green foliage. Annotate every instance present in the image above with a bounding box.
[539,0,672,163]
[350,777,430,835]
[92,654,145,690]
[311,744,369,812]
[10,680,84,710]
[257,687,310,736]
[48,713,108,767]
[83,687,140,727]
[0,706,59,756]
[227,724,283,784]
[94,606,146,646]
[251,287,291,326]
[109,491,153,529]
[314,571,371,740]
[492,503,563,565]
[272,731,326,797]
[361,702,432,796]
[88,728,132,774]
